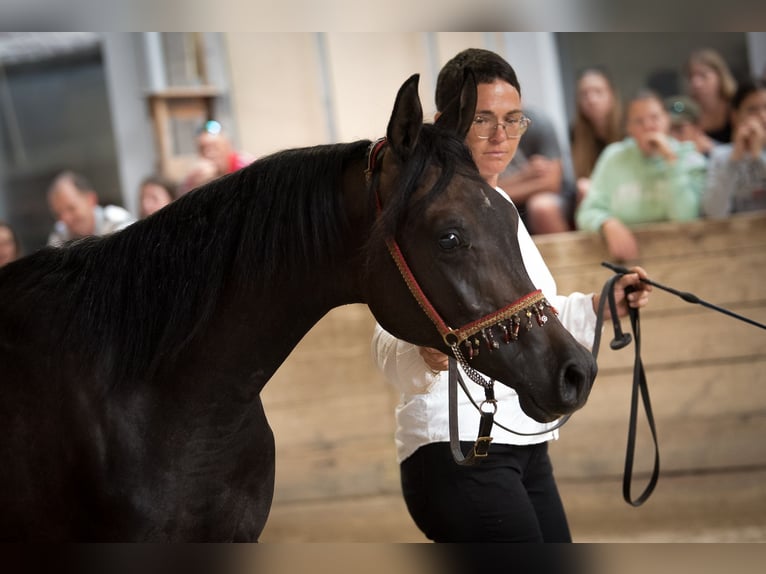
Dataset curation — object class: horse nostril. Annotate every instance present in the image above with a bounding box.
[559,362,589,407]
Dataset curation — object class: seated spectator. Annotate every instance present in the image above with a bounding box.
[497,107,574,234]
[180,120,254,195]
[704,78,766,217]
[570,67,624,204]
[576,89,707,262]
[665,95,718,157]
[685,48,738,144]
[178,158,219,197]
[139,174,177,218]
[0,221,20,267]
[46,171,136,247]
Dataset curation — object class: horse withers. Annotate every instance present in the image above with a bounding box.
[0,73,595,541]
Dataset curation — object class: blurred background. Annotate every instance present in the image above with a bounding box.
[1,32,764,253]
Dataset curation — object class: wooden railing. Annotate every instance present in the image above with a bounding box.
[260,211,766,541]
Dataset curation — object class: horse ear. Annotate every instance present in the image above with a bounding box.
[387,74,423,160]
[435,69,477,140]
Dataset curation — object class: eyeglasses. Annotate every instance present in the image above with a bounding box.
[472,115,531,139]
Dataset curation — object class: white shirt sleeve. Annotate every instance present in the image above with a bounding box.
[371,323,440,395]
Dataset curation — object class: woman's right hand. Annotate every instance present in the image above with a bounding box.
[419,346,449,373]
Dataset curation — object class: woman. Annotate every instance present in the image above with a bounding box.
[704,78,766,217]
[570,68,623,202]
[576,89,707,262]
[685,48,738,144]
[371,48,652,543]
[139,175,177,218]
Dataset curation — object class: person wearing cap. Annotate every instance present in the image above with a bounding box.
[180,120,255,195]
[666,95,717,157]
[704,78,766,217]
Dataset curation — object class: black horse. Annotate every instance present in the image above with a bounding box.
[0,74,596,541]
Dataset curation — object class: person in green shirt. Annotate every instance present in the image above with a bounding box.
[576,89,707,262]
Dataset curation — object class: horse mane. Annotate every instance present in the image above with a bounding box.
[1,140,371,386]
[372,122,484,239]
[1,125,480,389]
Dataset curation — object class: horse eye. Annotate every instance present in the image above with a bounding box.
[438,232,462,251]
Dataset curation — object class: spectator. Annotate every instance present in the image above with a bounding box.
[576,89,707,262]
[665,95,718,157]
[0,221,20,267]
[180,120,254,195]
[704,78,766,217]
[498,107,574,234]
[570,67,624,203]
[685,48,738,143]
[46,171,135,247]
[139,174,177,218]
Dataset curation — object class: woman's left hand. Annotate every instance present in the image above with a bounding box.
[593,265,652,318]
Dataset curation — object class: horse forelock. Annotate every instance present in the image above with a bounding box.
[2,140,371,389]
[372,123,483,241]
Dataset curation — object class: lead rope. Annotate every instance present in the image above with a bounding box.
[449,271,660,506]
[592,272,660,507]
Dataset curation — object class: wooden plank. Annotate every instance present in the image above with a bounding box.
[553,248,766,313]
[535,211,766,272]
[262,304,384,405]
[261,493,427,542]
[265,388,397,448]
[550,359,766,477]
[592,306,766,371]
[271,435,401,503]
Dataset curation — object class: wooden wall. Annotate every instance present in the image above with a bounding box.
[259,211,766,542]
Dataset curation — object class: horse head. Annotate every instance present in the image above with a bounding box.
[364,74,597,422]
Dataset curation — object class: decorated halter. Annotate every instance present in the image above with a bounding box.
[365,137,558,374]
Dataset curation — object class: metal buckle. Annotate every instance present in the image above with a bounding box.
[472,436,493,458]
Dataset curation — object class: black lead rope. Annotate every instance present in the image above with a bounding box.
[593,271,660,507]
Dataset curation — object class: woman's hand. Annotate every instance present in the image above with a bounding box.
[419,346,449,373]
[593,265,653,318]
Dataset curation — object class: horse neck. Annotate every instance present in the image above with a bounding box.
[191,168,372,394]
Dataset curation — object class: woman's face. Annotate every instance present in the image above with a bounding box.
[140,182,173,218]
[577,71,614,122]
[688,61,722,103]
[626,97,670,155]
[464,80,524,188]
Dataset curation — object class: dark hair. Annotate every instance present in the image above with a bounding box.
[731,78,766,111]
[435,48,521,113]
[140,174,179,200]
[571,67,624,179]
[47,170,95,197]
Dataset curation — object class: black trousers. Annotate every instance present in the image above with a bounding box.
[400,441,571,543]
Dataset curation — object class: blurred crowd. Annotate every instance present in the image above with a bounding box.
[1,47,764,270]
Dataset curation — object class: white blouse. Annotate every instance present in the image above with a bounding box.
[370,188,598,463]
